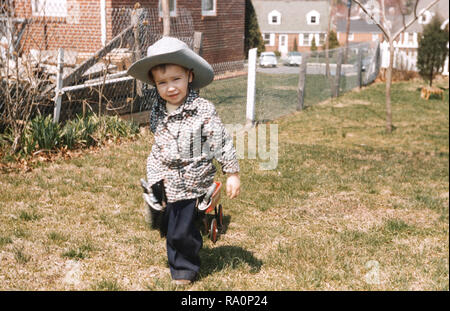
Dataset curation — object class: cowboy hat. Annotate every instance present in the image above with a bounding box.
[127,36,214,89]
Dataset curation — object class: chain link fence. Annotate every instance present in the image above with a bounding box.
[1,1,246,125]
[1,1,380,128]
[252,41,380,123]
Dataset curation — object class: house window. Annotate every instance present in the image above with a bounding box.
[300,33,314,46]
[405,32,417,45]
[306,10,320,25]
[32,0,67,17]
[319,33,326,45]
[268,10,281,25]
[263,33,275,46]
[418,10,432,24]
[348,33,354,41]
[159,0,176,17]
[202,0,216,16]
[372,34,379,41]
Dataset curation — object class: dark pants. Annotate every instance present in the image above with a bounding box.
[164,198,202,281]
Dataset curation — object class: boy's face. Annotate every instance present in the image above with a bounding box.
[151,64,193,107]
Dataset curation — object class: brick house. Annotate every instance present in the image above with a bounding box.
[252,0,330,55]
[5,0,245,67]
[336,18,383,45]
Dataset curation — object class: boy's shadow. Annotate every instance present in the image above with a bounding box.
[197,216,263,280]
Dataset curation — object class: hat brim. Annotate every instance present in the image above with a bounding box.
[127,48,214,89]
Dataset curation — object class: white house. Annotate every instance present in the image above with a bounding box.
[252,0,330,56]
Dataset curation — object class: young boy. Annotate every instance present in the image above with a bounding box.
[127,37,240,285]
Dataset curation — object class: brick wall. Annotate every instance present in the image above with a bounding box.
[15,0,105,54]
[264,33,326,53]
[14,0,245,65]
[337,32,383,45]
[111,0,245,65]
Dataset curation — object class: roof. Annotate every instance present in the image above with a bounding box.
[252,0,330,33]
[336,18,382,33]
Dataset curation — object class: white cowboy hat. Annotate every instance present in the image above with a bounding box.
[127,36,214,89]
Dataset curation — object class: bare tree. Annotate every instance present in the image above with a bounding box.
[0,2,54,153]
[352,0,440,133]
[344,0,352,63]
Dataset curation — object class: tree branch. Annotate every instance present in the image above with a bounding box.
[353,0,390,39]
[392,0,440,40]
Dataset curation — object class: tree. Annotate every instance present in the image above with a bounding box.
[417,17,449,86]
[353,0,440,133]
[0,2,55,153]
[245,0,265,56]
[325,0,335,77]
[310,36,318,54]
[328,30,340,49]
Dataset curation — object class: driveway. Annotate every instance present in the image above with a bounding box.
[256,65,301,75]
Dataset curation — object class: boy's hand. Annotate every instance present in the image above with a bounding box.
[226,173,240,199]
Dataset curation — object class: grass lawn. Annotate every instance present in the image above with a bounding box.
[0,78,448,290]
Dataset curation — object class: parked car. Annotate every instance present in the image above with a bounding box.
[259,52,277,68]
[283,51,302,66]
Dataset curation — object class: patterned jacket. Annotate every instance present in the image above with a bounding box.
[146,88,239,203]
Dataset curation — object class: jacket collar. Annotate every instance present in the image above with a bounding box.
[157,87,199,117]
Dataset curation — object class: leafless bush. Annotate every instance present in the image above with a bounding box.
[1,2,55,153]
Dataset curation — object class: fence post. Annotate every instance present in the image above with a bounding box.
[53,48,64,123]
[246,48,257,126]
[334,49,343,98]
[132,8,144,97]
[193,32,203,55]
[357,47,363,89]
[297,53,308,111]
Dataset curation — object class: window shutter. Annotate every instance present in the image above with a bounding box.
[270,33,275,46]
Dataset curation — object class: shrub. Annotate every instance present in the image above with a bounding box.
[1,113,140,158]
[417,17,449,86]
[26,115,61,153]
[61,117,86,149]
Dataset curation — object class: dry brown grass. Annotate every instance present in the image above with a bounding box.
[0,79,448,290]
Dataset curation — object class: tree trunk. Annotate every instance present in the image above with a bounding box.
[325,0,332,78]
[344,1,352,63]
[385,38,394,133]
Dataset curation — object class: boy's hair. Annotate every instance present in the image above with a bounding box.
[147,63,193,84]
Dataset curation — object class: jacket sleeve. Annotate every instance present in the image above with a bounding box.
[201,101,239,174]
[146,145,166,186]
